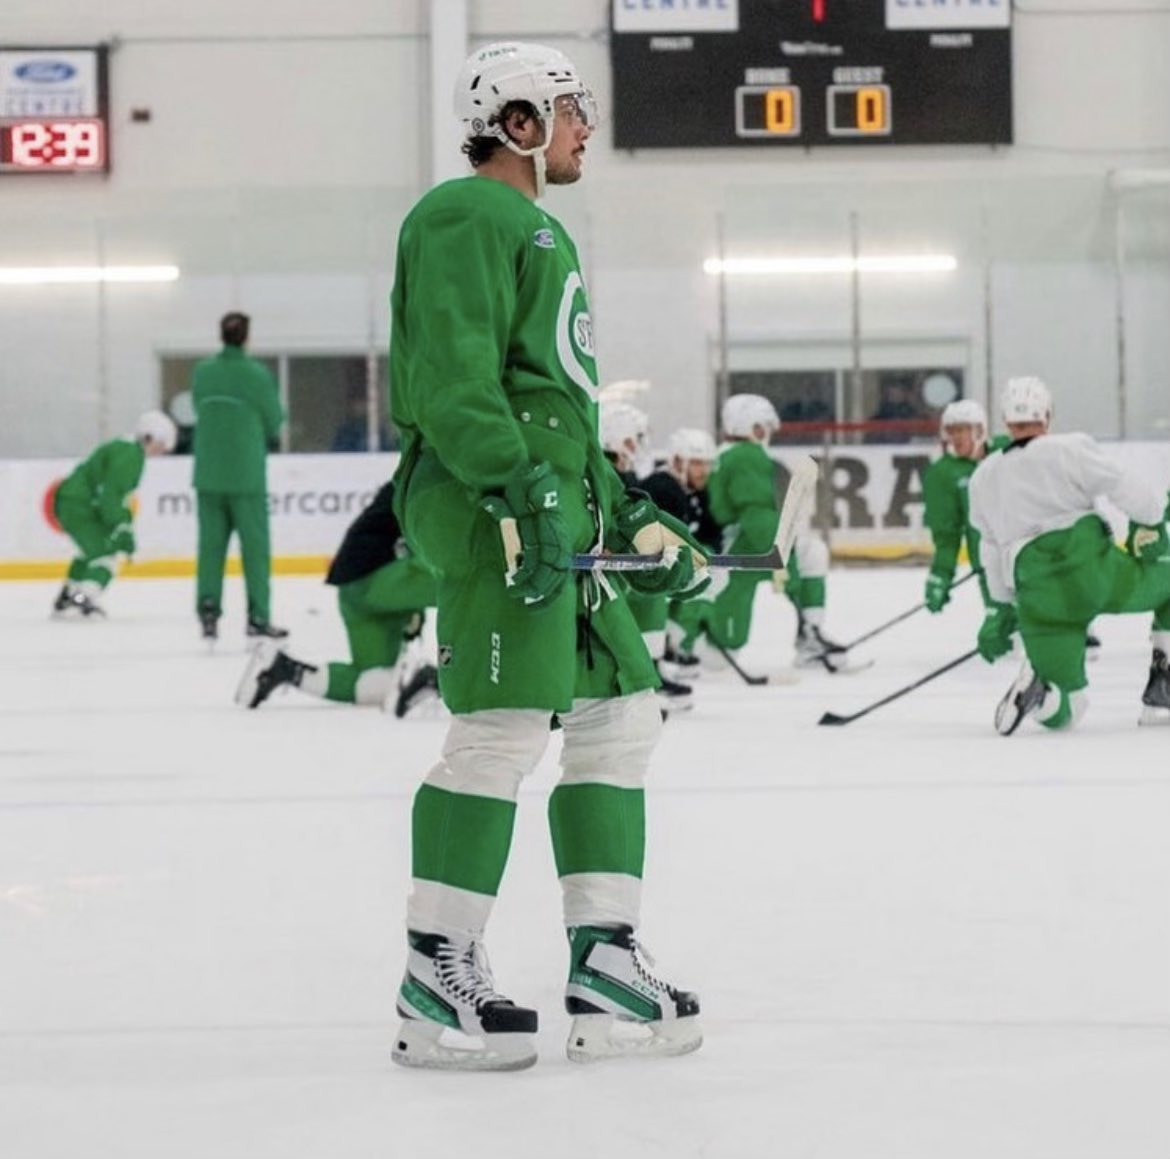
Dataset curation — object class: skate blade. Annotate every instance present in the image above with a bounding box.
[1139,705,1170,726]
[391,1019,536,1072]
[566,1013,702,1063]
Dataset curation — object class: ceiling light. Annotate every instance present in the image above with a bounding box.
[703,255,957,276]
[0,265,180,286]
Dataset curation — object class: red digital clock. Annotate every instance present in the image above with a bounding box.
[0,118,107,173]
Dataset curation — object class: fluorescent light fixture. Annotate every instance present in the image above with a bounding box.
[0,264,180,286]
[703,255,957,276]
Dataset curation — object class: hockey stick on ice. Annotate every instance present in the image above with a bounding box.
[817,648,978,726]
[572,456,820,574]
[836,571,978,654]
[710,643,799,687]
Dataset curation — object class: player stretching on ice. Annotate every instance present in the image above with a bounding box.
[673,393,845,670]
[51,411,176,618]
[234,481,439,718]
[968,376,1170,734]
[385,42,708,1070]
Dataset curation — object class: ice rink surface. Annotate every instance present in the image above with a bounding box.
[2,568,1169,1159]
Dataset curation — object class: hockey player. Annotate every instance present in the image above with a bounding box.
[673,394,844,669]
[640,427,721,688]
[597,403,693,713]
[51,410,177,617]
[385,42,706,1070]
[923,399,1000,612]
[234,481,438,717]
[967,376,1170,734]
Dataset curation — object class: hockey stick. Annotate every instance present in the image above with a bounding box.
[836,571,977,653]
[817,648,979,726]
[573,456,820,573]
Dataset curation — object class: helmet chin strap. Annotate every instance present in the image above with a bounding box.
[500,117,551,199]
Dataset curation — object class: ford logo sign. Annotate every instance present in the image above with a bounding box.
[14,60,77,83]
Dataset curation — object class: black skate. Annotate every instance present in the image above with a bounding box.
[393,931,538,1071]
[654,662,693,717]
[1139,648,1170,726]
[198,600,219,645]
[50,585,75,617]
[246,617,289,640]
[564,924,701,1061]
[994,662,1051,736]
[235,642,316,709]
[661,637,702,681]
[394,663,439,718]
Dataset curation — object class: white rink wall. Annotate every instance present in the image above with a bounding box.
[4,441,1169,572]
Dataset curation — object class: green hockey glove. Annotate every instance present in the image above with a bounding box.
[924,570,951,614]
[481,461,572,606]
[1126,520,1169,562]
[609,491,710,600]
[976,601,1017,663]
[111,525,136,556]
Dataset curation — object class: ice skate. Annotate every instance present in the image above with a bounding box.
[235,641,316,709]
[1139,648,1170,726]
[394,662,440,718]
[392,931,538,1071]
[660,636,702,682]
[54,585,105,619]
[198,600,219,647]
[994,661,1051,735]
[246,617,289,640]
[654,663,693,717]
[564,924,701,1062]
[794,619,857,674]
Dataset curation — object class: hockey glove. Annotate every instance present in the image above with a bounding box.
[1126,520,1169,563]
[609,492,710,600]
[977,601,1017,663]
[924,570,952,614]
[481,461,572,606]
[111,526,136,556]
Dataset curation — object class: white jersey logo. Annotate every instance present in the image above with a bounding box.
[556,271,598,398]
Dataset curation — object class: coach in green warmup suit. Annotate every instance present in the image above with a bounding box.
[191,311,286,641]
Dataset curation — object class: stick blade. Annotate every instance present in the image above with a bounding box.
[817,711,851,726]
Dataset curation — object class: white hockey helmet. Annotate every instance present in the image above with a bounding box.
[135,409,177,452]
[668,427,717,462]
[454,42,596,152]
[1001,376,1053,425]
[599,400,649,456]
[940,398,987,433]
[721,393,780,439]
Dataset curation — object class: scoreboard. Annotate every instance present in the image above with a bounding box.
[610,0,1012,149]
[0,46,109,174]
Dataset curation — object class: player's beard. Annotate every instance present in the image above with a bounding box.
[545,150,585,186]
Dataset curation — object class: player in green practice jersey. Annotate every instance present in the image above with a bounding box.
[234,481,438,717]
[385,42,707,1072]
[52,411,177,618]
[923,399,1012,611]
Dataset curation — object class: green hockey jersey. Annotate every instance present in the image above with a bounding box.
[56,437,145,529]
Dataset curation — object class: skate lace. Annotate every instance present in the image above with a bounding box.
[629,937,674,997]
[434,939,507,1010]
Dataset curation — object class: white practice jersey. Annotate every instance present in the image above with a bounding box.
[968,432,1166,603]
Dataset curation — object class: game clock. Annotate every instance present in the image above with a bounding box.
[0,45,110,174]
[610,0,1012,149]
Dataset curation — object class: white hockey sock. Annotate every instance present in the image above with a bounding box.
[298,665,329,697]
[353,666,396,705]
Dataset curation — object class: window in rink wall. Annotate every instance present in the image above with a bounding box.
[726,366,964,445]
[159,353,397,454]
